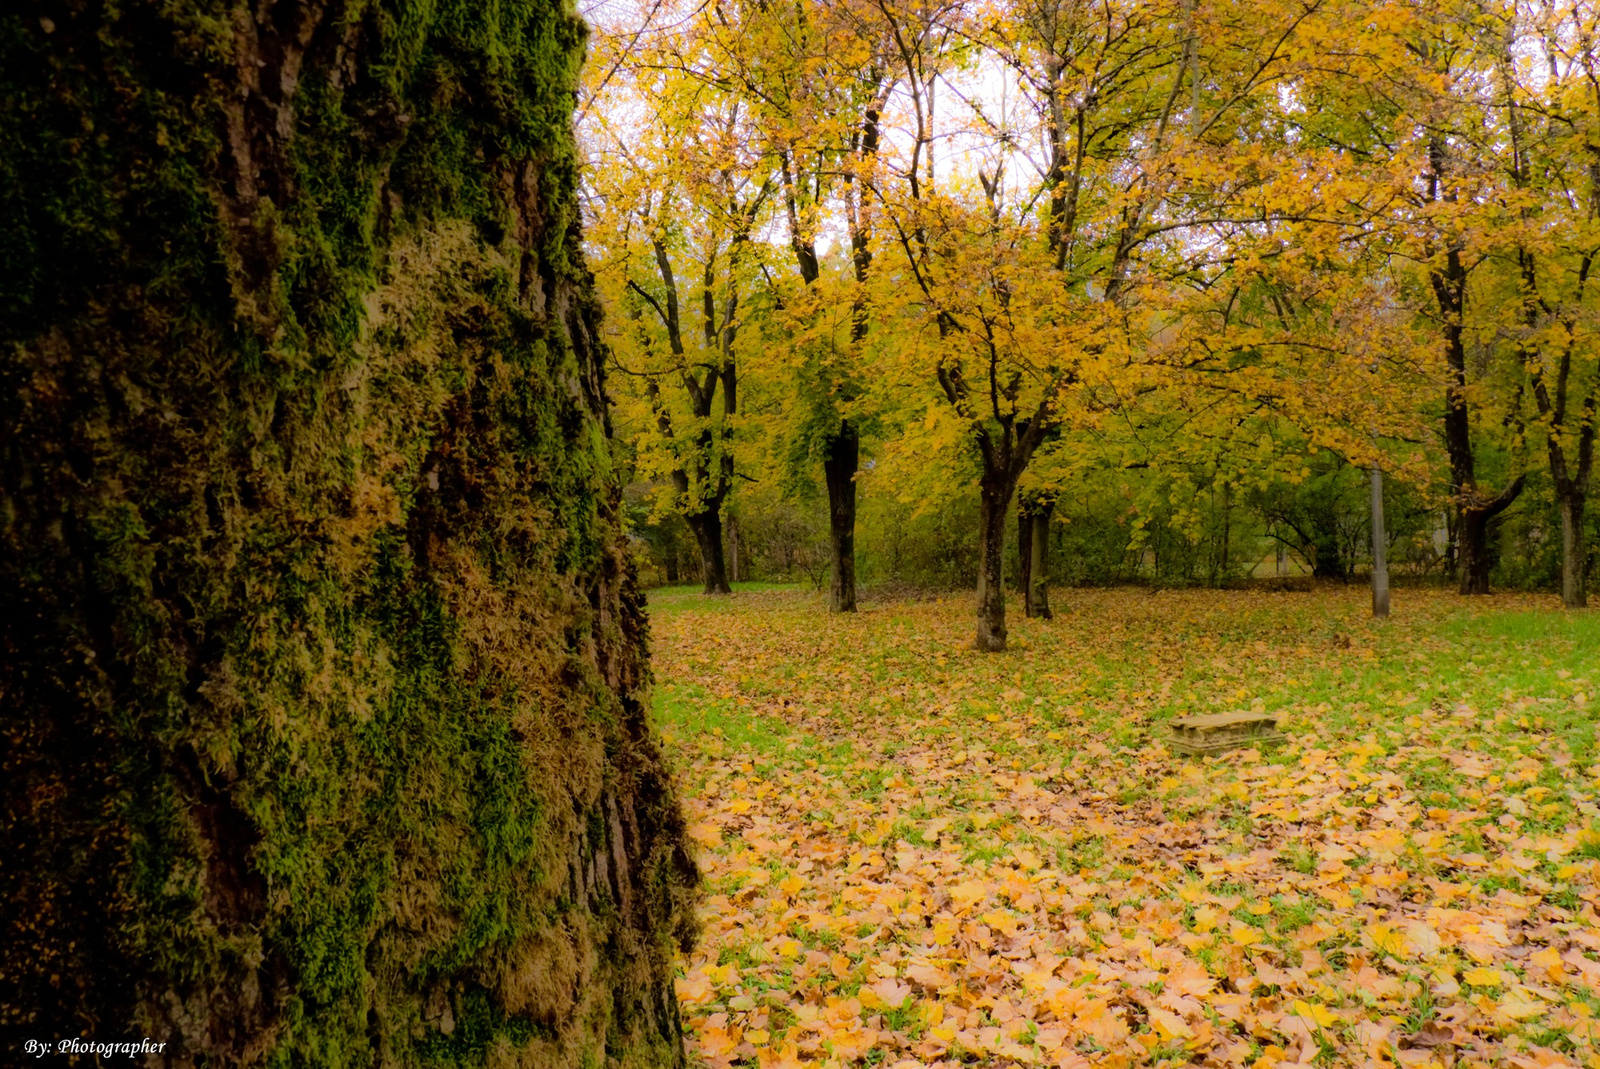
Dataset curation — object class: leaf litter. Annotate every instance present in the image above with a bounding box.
[650,586,1600,1069]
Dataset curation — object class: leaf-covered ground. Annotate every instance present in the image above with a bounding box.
[652,586,1600,1069]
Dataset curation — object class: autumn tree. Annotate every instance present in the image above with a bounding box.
[653,0,898,612]
[1312,0,1536,594]
[1493,0,1600,607]
[864,0,1362,648]
[583,17,773,594]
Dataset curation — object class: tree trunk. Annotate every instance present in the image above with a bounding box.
[1370,466,1390,618]
[976,476,1015,651]
[1561,493,1588,608]
[1017,502,1034,611]
[727,515,741,583]
[1276,543,1288,577]
[1028,508,1053,620]
[1219,482,1231,580]
[690,510,732,594]
[1546,413,1593,609]
[824,421,859,612]
[1457,507,1493,595]
[1427,148,1522,599]
[0,5,695,1064]
[1311,529,1346,579]
[1456,474,1524,596]
[1444,510,1459,580]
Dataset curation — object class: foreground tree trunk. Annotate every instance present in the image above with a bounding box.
[824,421,860,612]
[0,5,696,1064]
[1534,343,1595,608]
[1457,511,1491,595]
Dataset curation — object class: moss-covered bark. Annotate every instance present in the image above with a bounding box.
[0,2,696,1064]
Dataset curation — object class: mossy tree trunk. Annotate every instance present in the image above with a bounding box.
[0,2,696,1065]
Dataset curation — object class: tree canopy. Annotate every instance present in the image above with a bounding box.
[581,0,1600,641]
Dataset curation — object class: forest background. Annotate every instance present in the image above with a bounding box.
[576,0,1598,643]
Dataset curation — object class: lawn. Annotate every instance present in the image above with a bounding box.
[650,584,1600,1069]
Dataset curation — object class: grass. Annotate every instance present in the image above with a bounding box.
[650,584,1600,1069]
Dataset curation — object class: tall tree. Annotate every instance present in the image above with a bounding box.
[1360,1,1530,593]
[868,0,1342,649]
[583,23,771,595]
[701,0,893,612]
[1496,0,1600,607]
[0,1,696,1061]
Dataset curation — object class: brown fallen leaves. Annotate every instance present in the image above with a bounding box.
[651,586,1600,1069]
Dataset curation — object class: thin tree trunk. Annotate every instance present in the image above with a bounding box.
[1444,510,1458,580]
[1017,501,1034,614]
[824,421,859,612]
[976,475,1015,651]
[727,516,741,584]
[1276,543,1287,577]
[1544,406,1593,609]
[1371,465,1390,618]
[1219,482,1231,580]
[1029,507,1053,620]
[1561,493,1588,608]
[690,511,731,595]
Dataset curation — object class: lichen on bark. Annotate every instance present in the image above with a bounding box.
[0,1,696,1065]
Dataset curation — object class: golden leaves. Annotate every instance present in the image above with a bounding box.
[655,586,1599,1067]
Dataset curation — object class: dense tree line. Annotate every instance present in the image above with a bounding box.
[581,0,1599,648]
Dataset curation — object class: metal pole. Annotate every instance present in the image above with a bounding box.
[1371,464,1390,617]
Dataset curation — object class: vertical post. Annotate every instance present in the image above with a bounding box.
[1276,543,1287,577]
[1370,464,1390,617]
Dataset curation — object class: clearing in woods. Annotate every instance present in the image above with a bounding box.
[652,586,1600,1069]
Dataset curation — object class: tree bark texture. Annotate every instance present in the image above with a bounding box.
[1456,487,1522,596]
[824,421,860,613]
[0,4,696,1065]
[1542,386,1593,609]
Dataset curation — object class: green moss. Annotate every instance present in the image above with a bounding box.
[0,1,693,1065]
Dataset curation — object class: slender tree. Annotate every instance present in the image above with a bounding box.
[583,30,772,595]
